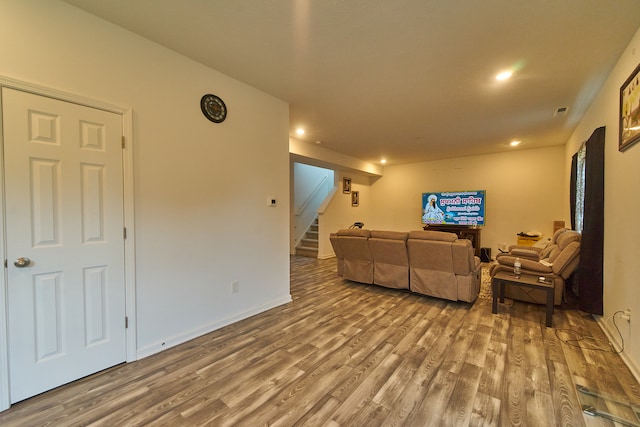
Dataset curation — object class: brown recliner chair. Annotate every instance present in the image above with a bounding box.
[368,230,410,290]
[490,230,581,305]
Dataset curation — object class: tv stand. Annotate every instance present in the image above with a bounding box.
[423,225,481,257]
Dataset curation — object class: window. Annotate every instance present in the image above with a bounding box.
[574,143,586,233]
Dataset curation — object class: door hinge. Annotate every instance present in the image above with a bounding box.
[3,259,6,268]
[124,227,127,239]
[125,316,129,329]
[121,136,125,149]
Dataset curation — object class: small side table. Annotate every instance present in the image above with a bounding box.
[491,271,555,327]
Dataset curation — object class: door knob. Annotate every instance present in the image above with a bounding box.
[14,257,31,268]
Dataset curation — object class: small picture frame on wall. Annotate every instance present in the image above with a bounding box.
[619,62,640,152]
[351,191,359,207]
[343,177,351,194]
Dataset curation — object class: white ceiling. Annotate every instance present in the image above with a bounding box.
[63,0,640,165]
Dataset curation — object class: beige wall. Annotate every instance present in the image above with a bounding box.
[0,0,290,366]
[366,146,567,256]
[564,27,640,378]
[318,171,375,258]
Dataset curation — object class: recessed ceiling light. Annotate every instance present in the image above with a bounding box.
[496,70,513,81]
[510,140,521,147]
[296,128,305,135]
[380,159,387,164]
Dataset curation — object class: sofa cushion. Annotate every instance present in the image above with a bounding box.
[552,227,568,243]
[557,231,581,249]
[548,246,562,263]
[545,231,580,263]
[552,241,580,278]
[540,245,556,259]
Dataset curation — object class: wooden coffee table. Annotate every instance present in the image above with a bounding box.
[491,270,555,327]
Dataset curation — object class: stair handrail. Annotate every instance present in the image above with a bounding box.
[295,175,328,216]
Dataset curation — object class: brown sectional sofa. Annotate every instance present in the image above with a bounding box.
[330,229,481,303]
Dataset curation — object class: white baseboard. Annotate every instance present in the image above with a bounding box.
[596,315,640,384]
[136,294,292,360]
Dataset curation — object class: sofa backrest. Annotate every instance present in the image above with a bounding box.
[537,228,567,258]
[407,231,456,269]
[368,230,409,289]
[406,231,458,300]
[553,227,569,242]
[550,230,581,278]
[369,230,409,267]
[336,228,373,283]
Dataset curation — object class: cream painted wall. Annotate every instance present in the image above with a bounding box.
[366,146,567,256]
[0,0,290,367]
[318,171,374,258]
[564,27,640,378]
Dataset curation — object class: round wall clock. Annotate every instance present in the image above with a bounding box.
[200,94,227,123]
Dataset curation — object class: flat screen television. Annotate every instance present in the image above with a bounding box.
[421,190,486,226]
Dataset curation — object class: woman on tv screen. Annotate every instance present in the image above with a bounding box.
[422,194,445,224]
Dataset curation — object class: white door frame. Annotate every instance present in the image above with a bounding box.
[0,76,137,411]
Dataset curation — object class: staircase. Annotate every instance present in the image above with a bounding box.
[296,217,319,258]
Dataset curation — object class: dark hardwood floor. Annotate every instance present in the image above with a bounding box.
[1,256,639,426]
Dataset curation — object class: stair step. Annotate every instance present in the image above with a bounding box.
[296,246,318,258]
[301,238,318,248]
[297,216,319,258]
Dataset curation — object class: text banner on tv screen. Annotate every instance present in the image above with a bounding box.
[421,191,486,226]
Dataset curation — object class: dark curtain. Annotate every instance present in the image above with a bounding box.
[570,154,578,231]
[576,126,605,315]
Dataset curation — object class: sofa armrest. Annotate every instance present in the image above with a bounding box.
[496,245,542,261]
[507,245,543,253]
[494,255,553,274]
[510,248,541,260]
[520,258,553,274]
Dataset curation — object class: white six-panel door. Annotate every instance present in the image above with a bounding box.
[2,87,126,403]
